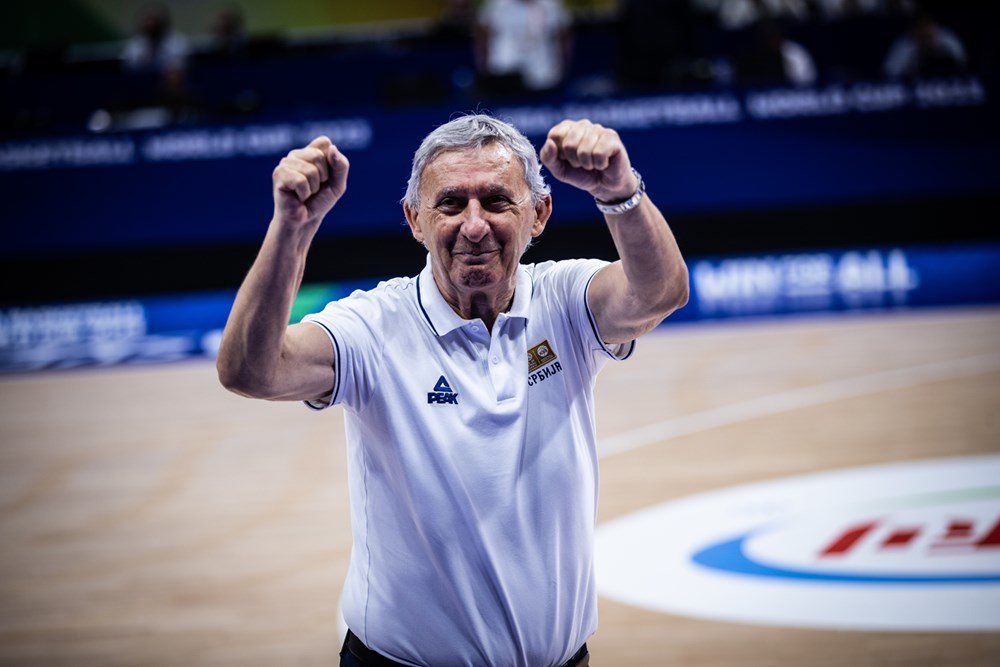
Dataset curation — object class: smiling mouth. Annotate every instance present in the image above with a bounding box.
[454,249,500,263]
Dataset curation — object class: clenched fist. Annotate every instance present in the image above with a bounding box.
[272,136,350,227]
[539,119,638,204]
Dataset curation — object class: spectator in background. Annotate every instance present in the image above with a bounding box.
[801,0,917,82]
[811,0,888,19]
[117,2,195,126]
[474,0,573,96]
[712,0,812,31]
[202,4,263,120]
[208,4,249,60]
[818,0,916,19]
[732,16,818,85]
[121,1,190,73]
[883,9,967,80]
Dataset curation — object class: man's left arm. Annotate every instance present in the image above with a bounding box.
[540,119,689,345]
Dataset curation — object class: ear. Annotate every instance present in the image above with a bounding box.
[531,194,552,238]
[403,201,424,243]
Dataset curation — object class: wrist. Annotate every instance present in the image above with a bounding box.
[595,168,645,215]
[269,215,321,251]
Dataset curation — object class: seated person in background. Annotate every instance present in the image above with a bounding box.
[121,1,189,73]
[810,0,914,21]
[732,17,818,86]
[208,4,249,59]
[714,0,812,31]
[116,2,195,126]
[883,9,968,80]
[474,0,573,95]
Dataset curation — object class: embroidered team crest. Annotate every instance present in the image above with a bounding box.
[527,340,563,386]
[527,340,557,372]
[428,375,458,404]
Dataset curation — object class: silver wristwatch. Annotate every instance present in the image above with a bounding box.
[594,168,645,215]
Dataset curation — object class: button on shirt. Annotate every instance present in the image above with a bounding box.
[303,256,634,667]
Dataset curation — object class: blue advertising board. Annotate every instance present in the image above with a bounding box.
[2,242,997,373]
[1,76,997,256]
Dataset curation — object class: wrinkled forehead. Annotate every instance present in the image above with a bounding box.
[420,141,529,195]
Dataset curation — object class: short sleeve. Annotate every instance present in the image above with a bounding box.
[538,259,636,373]
[301,288,386,412]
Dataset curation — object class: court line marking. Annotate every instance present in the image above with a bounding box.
[597,352,1000,459]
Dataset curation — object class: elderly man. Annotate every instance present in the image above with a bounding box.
[217,114,688,667]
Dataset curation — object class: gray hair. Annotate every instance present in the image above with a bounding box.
[402,114,550,210]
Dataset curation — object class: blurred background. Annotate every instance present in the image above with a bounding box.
[1,0,998,365]
[1,3,1000,666]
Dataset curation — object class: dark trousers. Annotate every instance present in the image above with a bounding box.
[340,629,590,667]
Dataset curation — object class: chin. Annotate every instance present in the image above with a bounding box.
[458,266,501,288]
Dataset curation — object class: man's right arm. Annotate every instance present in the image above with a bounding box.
[216,136,349,402]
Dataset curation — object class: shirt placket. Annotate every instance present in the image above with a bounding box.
[487,314,522,402]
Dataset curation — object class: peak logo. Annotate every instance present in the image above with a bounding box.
[427,375,458,405]
[595,455,1000,631]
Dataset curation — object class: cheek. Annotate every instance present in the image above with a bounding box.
[508,222,534,249]
[428,222,461,254]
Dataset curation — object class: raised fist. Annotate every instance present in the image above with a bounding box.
[272,136,350,227]
[539,119,638,204]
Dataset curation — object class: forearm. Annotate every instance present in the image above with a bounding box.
[216,219,317,396]
[538,118,690,341]
[598,195,689,341]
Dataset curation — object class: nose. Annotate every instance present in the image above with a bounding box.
[459,200,490,243]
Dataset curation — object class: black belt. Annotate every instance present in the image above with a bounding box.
[343,629,590,667]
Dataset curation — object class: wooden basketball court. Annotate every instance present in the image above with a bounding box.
[1,304,998,666]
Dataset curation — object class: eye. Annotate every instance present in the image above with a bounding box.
[483,196,513,212]
[435,197,465,213]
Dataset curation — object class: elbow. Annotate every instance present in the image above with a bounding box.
[216,355,269,399]
[216,356,248,396]
[673,270,691,312]
[659,264,690,318]
[633,269,690,336]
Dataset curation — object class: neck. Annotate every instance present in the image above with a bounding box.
[434,274,515,332]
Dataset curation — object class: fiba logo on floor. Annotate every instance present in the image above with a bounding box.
[595,455,1000,631]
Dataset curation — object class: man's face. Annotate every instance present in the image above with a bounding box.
[404,142,551,302]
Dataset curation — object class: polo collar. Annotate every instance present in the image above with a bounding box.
[416,254,533,336]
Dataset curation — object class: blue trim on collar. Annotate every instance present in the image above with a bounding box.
[415,272,440,337]
[415,255,533,336]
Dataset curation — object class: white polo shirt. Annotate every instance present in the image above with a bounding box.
[303,256,634,667]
